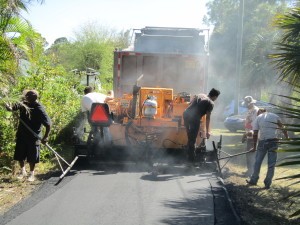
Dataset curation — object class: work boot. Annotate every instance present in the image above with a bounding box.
[264,181,271,190]
[246,179,257,186]
[187,145,196,163]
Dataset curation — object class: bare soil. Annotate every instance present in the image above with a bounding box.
[223,164,300,225]
[0,163,56,215]
[0,175,40,214]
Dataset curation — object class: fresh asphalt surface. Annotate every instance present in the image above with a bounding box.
[0,161,240,225]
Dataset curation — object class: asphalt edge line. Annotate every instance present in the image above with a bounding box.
[207,177,218,225]
[217,177,241,225]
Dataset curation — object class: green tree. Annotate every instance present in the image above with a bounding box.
[270,7,300,85]
[204,0,290,102]
[47,22,130,92]
[268,4,300,219]
[0,0,83,173]
[0,0,44,94]
[243,31,280,98]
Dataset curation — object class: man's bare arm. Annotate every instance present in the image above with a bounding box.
[277,120,289,139]
[251,130,259,151]
[206,112,211,139]
[41,124,51,144]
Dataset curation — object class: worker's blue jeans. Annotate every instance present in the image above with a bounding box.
[250,139,278,187]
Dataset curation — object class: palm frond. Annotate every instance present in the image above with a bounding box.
[278,140,300,145]
[274,7,300,42]
[279,140,300,145]
[275,94,300,102]
[277,160,300,166]
[275,173,300,180]
[269,6,300,219]
[290,209,300,218]
[280,190,300,200]
[278,153,300,161]
[277,148,300,153]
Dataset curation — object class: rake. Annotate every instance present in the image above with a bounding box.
[19,119,79,183]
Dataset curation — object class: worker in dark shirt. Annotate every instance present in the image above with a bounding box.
[6,90,51,182]
[183,88,220,162]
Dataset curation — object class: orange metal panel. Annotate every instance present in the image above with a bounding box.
[139,87,173,118]
[133,118,178,128]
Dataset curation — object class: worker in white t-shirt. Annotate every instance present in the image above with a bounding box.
[81,86,109,112]
[80,86,113,146]
[247,109,288,189]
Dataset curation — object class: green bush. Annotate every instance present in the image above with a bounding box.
[0,58,84,172]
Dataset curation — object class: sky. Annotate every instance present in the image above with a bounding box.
[23,0,209,45]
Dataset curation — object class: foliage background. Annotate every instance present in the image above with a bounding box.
[0,1,129,172]
[0,0,300,221]
[204,0,294,106]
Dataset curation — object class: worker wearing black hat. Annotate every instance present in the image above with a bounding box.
[183,88,220,162]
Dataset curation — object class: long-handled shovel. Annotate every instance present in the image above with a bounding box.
[218,150,253,160]
[19,119,79,183]
[212,135,253,177]
[217,148,253,177]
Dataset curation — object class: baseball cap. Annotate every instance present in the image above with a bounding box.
[244,96,256,105]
